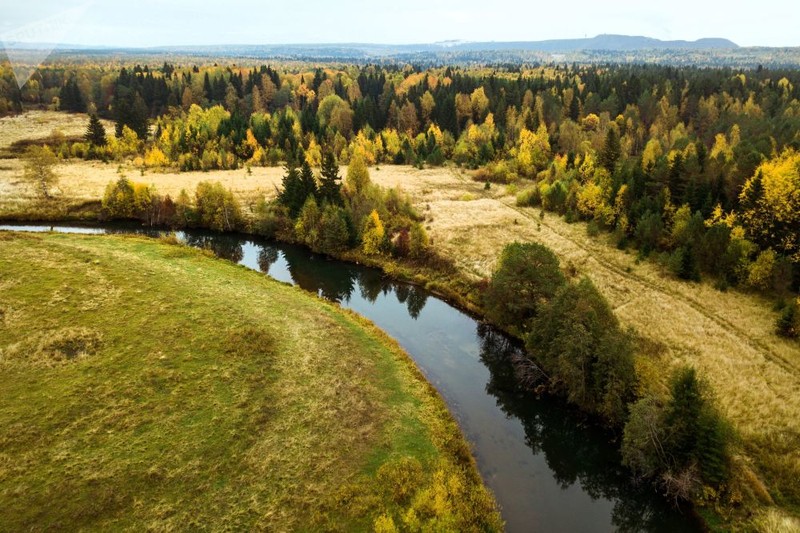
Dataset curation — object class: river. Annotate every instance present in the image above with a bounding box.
[0,224,701,532]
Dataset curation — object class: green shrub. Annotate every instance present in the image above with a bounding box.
[483,242,566,334]
[516,186,541,207]
[622,366,730,497]
[408,223,430,260]
[295,196,323,251]
[776,301,799,338]
[668,246,701,281]
[526,277,637,426]
[252,199,292,240]
[697,223,731,276]
[320,204,352,254]
[634,211,664,254]
[542,180,568,213]
[747,249,778,290]
[473,161,518,184]
[194,181,242,232]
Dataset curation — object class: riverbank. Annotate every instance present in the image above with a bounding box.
[0,231,501,531]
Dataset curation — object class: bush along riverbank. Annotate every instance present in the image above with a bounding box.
[481,242,738,527]
[3,152,780,530]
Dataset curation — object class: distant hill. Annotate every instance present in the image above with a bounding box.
[2,34,740,56]
[446,34,739,52]
[109,35,740,60]
[9,34,785,68]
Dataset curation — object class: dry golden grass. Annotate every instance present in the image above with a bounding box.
[0,158,284,215]
[0,110,114,150]
[751,508,800,533]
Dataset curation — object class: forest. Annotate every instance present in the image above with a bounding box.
[3,59,798,309]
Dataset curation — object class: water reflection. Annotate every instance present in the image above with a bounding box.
[252,237,429,318]
[476,325,696,532]
[257,247,279,273]
[183,233,244,263]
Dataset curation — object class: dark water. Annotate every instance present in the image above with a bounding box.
[1,224,702,533]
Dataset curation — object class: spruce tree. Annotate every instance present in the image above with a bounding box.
[663,367,703,468]
[59,77,85,113]
[278,161,317,218]
[299,160,318,204]
[599,128,621,173]
[438,94,458,137]
[203,73,213,102]
[569,92,581,121]
[662,366,729,485]
[114,88,149,140]
[668,153,687,200]
[278,163,303,218]
[85,114,107,147]
[318,152,342,206]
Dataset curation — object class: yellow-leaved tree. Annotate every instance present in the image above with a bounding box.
[739,149,800,261]
[362,210,385,255]
[22,145,59,199]
[345,153,371,195]
[514,124,551,177]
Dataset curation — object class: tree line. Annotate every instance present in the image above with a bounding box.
[7,60,800,322]
[98,150,432,267]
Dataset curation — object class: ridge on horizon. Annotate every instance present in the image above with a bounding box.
[2,34,742,52]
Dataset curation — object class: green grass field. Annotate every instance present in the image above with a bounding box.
[0,231,501,531]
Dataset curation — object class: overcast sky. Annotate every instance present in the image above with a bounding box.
[0,0,797,48]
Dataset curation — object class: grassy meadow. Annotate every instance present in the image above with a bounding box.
[0,231,501,531]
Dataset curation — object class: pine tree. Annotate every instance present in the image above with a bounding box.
[598,127,621,173]
[318,152,342,206]
[114,87,149,140]
[85,114,107,147]
[278,161,317,218]
[299,160,318,203]
[278,163,303,218]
